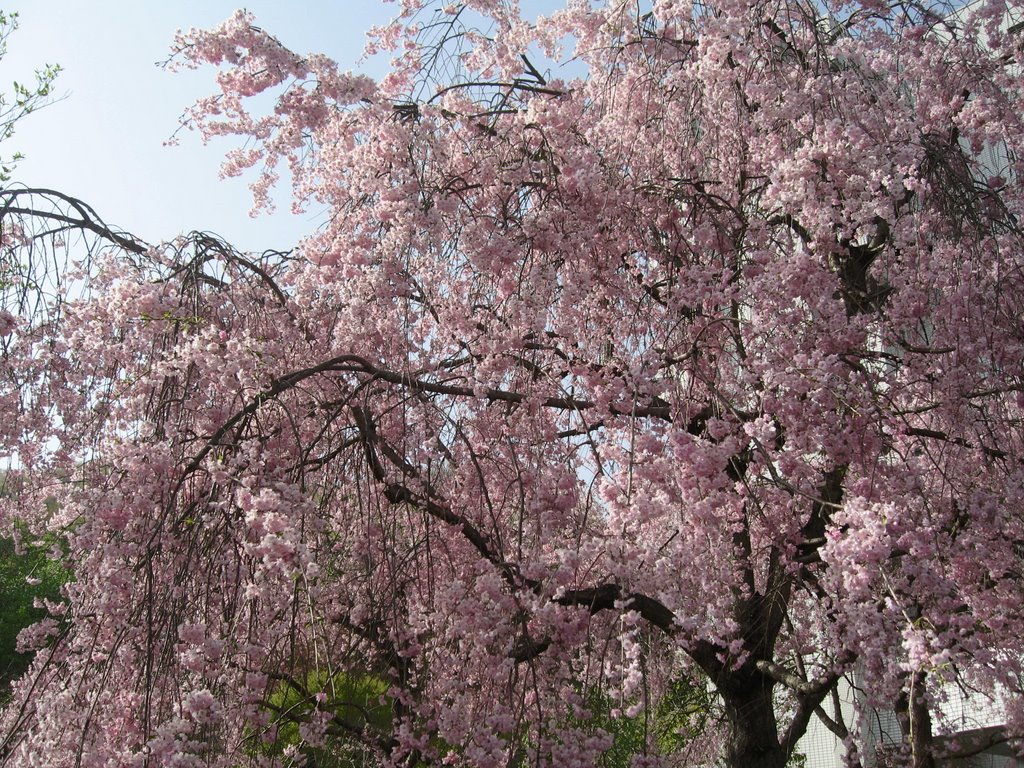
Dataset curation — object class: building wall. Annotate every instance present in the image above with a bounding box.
[798,676,1019,768]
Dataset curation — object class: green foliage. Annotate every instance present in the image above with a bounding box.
[257,669,391,767]
[583,690,648,768]
[563,679,709,768]
[654,672,717,754]
[0,526,67,699]
[251,667,802,768]
[0,10,61,181]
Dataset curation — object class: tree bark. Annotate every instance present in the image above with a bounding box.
[719,670,790,768]
[896,670,936,768]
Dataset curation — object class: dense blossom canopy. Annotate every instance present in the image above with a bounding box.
[2,1,1024,767]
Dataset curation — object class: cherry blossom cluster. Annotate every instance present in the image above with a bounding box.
[3,0,1024,766]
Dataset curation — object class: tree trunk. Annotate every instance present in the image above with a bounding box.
[720,671,790,768]
[896,670,936,768]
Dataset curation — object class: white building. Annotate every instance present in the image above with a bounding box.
[800,676,1020,768]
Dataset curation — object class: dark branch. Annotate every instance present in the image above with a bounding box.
[0,187,149,254]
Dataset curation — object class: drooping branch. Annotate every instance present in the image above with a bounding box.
[183,351,677,485]
[351,403,514,583]
[0,187,149,255]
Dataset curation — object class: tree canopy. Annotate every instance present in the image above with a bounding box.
[2,1,1024,767]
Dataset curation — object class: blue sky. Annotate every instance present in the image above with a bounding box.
[2,2,399,251]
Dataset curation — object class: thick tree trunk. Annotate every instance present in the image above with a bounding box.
[720,672,790,768]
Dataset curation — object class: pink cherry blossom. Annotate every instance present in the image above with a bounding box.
[3,1,1024,767]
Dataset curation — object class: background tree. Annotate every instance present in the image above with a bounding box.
[2,1,1024,767]
[0,11,59,183]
